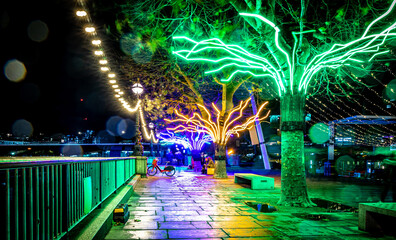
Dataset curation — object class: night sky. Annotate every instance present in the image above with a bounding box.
[1,1,395,140]
[0,0,121,136]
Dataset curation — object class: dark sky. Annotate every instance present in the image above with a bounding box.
[0,0,120,136]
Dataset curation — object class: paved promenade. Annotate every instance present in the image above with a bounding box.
[105,169,394,239]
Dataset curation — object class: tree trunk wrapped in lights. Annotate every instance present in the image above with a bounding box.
[172,2,396,206]
[165,98,270,178]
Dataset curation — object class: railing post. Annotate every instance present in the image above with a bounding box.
[135,156,147,178]
[6,170,10,240]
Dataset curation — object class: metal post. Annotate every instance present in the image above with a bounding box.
[249,89,271,169]
[6,170,10,240]
[15,169,19,240]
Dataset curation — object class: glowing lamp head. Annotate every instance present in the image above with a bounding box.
[85,27,95,33]
[94,50,103,56]
[92,40,101,45]
[108,73,115,78]
[100,67,109,71]
[76,11,87,17]
[149,122,154,129]
[132,83,144,95]
[99,59,108,65]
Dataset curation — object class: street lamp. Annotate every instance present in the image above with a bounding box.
[131,83,144,95]
[132,82,144,156]
[149,122,154,156]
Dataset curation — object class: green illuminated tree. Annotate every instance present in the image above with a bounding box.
[171,1,396,206]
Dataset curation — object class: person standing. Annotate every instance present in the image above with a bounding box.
[381,157,396,202]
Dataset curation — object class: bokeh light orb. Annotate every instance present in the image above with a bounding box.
[4,59,27,82]
[120,33,153,63]
[385,79,396,100]
[106,116,123,136]
[117,119,136,139]
[61,144,83,156]
[12,119,33,138]
[335,155,355,175]
[27,20,49,42]
[308,123,330,144]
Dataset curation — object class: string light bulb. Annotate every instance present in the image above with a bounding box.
[85,27,95,33]
[92,40,101,45]
[76,11,87,17]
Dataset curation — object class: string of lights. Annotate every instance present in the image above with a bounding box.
[75,0,157,142]
[305,102,371,145]
[305,102,383,146]
[308,97,388,146]
[165,98,270,146]
[157,129,212,151]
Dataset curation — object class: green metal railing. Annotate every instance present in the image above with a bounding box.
[0,157,136,240]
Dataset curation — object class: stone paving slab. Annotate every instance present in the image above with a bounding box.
[165,215,213,222]
[168,229,228,238]
[158,221,212,229]
[208,221,263,229]
[105,229,168,239]
[223,228,285,238]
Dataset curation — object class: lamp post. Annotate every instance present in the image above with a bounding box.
[149,122,154,156]
[132,83,144,156]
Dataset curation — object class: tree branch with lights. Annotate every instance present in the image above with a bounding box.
[165,97,270,177]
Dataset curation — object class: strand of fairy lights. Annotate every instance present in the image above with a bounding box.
[310,95,391,138]
[347,72,394,115]
[308,96,388,145]
[306,102,383,146]
[75,0,157,142]
[333,83,396,135]
[308,97,388,146]
[305,103,371,145]
[307,95,385,145]
[332,84,396,134]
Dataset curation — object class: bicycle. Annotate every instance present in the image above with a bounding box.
[147,158,176,177]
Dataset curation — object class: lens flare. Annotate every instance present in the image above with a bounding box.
[385,79,396,100]
[61,144,83,156]
[27,20,49,42]
[308,123,330,144]
[12,119,33,138]
[4,59,27,82]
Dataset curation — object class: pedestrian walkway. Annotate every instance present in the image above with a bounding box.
[105,171,394,239]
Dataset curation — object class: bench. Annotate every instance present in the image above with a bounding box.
[234,173,274,190]
[358,202,396,235]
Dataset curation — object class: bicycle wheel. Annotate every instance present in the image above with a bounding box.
[147,165,157,176]
[165,167,176,177]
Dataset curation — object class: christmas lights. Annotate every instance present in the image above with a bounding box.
[75,0,158,143]
[158,129,212,151]
[173,3,396,96]
[165,98,270,146]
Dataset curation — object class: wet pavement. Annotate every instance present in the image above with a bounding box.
[105,168,395,239]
